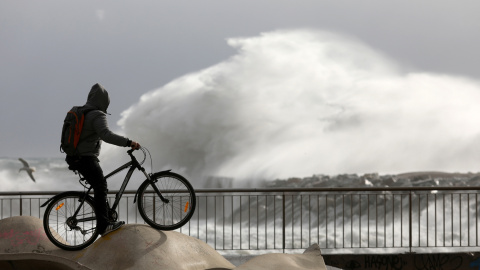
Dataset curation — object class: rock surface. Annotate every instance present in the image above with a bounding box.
[234,244,325,270]
[0,216,326,270]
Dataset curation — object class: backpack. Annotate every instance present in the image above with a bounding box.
[60,106,93,156]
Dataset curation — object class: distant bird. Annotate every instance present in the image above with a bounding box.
[18,158,36,182]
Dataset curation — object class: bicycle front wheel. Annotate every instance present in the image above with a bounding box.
[137,171,196,230]
[43,192,99,251]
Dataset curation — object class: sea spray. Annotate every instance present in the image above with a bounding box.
[115,29,480,187]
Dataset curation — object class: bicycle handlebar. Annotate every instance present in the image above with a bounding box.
[127,146,148,166]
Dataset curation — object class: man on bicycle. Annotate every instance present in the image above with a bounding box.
[66,83,141,236]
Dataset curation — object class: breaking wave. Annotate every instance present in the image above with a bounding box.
[115,29,480,187]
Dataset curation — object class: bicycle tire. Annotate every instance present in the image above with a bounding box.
[43,191,99,251]
[137,171,196,230]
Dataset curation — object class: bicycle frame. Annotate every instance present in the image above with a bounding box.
[41,149,170,220]
[109,150,170,210]
[106,157,138,211]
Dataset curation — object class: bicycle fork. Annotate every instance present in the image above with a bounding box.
[135,168,170,204]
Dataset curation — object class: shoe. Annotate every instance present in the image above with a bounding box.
[101,221,125,237]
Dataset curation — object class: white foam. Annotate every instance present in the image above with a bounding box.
[115,29,480,185]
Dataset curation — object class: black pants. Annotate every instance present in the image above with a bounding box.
[66,156,109,233]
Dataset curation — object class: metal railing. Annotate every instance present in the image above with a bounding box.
[2,187,480,254]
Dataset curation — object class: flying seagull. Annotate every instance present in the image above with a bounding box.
[18,158,36,182]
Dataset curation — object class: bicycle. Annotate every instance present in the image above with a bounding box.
[41,147,196,251]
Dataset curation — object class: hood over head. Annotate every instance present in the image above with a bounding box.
[86,83,110,113]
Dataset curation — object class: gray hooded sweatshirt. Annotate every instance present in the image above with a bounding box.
[76,83,130,157]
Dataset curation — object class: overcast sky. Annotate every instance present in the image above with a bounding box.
[1,1,480,159]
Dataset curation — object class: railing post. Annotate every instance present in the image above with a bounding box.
[282,192,286,253]
[19,194,22,216]
[409,190,412,253]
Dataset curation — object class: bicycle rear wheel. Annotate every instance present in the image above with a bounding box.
[137,171,196,230]
[43,192,99,251]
